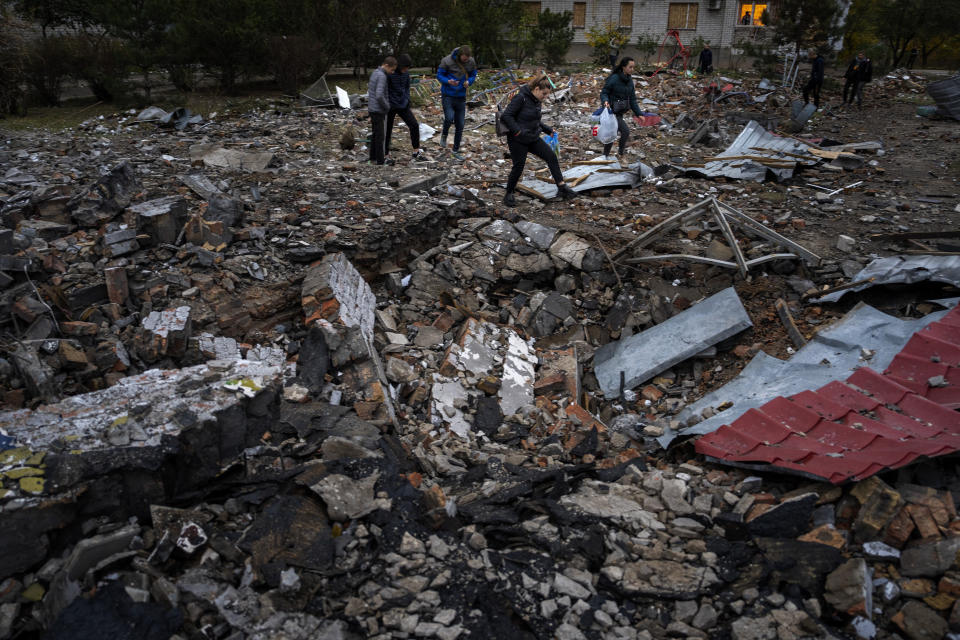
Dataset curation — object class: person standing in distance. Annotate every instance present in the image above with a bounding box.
[437,45,477,160]
[500,75,577,207]
[367,56,397,165]
[802,49,825,109]
[386,53,425,162]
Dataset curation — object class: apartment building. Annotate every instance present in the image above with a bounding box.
[525,0,775,64]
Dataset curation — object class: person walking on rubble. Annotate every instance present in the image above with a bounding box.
[367,56,397,165]
[802,49,825,109]
[600,57,643,158]
[842,51,872,108]
[500,75,577,207]
[437,45,477,160]
[697,44,713,75]
[386,53,425,162]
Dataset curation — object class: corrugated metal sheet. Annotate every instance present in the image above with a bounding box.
[694,306,960,484]
[817,255,960,302]
[927,74,960,121]
[682,120,817,182]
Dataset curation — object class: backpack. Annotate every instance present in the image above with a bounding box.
[495,107,510,136]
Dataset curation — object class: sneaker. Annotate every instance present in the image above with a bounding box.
[440,135,448,148]
[412,149,425,161]
[503,192,516,207]
[451,151,464,161]
[559,184,578,201]
[383,157,395,166]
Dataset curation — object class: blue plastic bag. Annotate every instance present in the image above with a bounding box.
[542,132,559,158]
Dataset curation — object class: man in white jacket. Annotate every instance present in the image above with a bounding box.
[367,56,397,165]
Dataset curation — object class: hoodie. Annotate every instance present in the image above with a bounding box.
[437,48,478,98]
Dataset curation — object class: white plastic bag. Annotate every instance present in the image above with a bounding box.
[597,107,618,145]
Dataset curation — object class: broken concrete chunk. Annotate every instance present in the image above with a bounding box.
[131,196,188,245]
[498,330,536,417]
[397,172,448,193]
[301,253,375,344]
[68,161,142,227]
[310,472,381,521]
[549,232,593,270]
[514,220,558,250]
[594,287,753,397]
[189,143,274,172]
[137,306,192,361]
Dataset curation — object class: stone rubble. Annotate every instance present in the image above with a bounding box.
[1,64,959,640]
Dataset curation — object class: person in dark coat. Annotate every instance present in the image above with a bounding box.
[802,49,825,109]
[367,56,397,165]
[842,51,872,107]
[500,75,576,207]
[599,57,642,157]
[437,45,477,158]
[385,54,424,161]
[907,47,918,70]
[698,44,713,74]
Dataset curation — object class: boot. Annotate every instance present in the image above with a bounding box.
[559,184,577,201]
[503,191,516,207]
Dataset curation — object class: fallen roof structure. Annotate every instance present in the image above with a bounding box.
[680,120,818,182]
[663,301,958,449]
[517,158,652,200]
[694,304,960,484]
[612,197,822,277]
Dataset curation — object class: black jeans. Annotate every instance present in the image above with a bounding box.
[602,112,630,156]
[386,106,420,153]
[369,112,387,164]
[843,80,866,105]
[803,79,823,108]
[505,136,564,193]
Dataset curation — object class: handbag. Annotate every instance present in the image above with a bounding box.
[495,106,510,136]
[612,98,629,113]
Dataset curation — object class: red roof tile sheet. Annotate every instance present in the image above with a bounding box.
[695,306,960,484]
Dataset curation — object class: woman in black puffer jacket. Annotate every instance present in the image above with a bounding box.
[500,75,576,207]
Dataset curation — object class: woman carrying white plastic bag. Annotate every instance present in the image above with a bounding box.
[599,57,643,158]
[596,108,618,145]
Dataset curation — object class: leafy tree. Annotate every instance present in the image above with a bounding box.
[90,0,172,99]
[585,20,629,65]
[439,0,522,67]
[506,5,538,67]
[535,8,573,69]
[0,10,28,114]
[167,0,268,94]
[771,0,843,53]
[635,32,658,65]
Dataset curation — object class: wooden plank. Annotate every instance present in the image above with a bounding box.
[625,254,739,269]
[870,230,960,241]
[775,298,807,349]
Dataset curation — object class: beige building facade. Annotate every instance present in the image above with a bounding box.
[523,0,776,64]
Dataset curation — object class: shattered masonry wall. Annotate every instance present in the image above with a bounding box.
[0,360,283,579]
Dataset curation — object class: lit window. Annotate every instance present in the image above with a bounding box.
[668,3,699,29]
[738,2,770,26]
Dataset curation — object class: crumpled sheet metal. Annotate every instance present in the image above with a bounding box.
[136,106,203,130]
[681,120,817,182]
[519,159,651,199]
[659,300,959,448]
[926,74,960,121]
[817,255,960,302]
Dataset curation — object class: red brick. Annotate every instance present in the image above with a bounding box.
[884,507,916,549]
[61,321,98,337]
[641,385,663,402]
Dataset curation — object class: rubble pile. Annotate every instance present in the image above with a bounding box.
[1,64,959,639]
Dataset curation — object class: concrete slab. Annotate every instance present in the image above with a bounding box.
[593,287,753,397]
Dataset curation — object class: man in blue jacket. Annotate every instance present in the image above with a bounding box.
[437,45,477,159]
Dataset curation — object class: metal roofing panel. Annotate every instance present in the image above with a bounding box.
[682,120,817,182]
[694,305,960,484]
[926,74,960,121]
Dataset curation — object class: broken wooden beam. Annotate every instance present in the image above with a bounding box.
[775,298,807,349]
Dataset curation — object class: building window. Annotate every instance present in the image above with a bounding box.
[667,3,698,29]
[573,2,586,28]
[620,3,634,28]
[738,2,770,25]
[522,1,541,21]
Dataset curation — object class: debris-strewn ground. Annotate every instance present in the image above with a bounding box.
[1,66,959,640]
